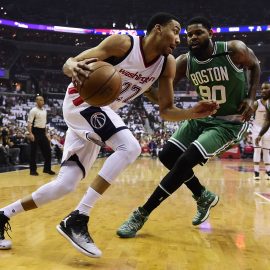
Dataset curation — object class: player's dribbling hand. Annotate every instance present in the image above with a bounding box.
[238,98,255,121]
[190,100,219,119]
[72,58,98,86]
[255,136,261,146]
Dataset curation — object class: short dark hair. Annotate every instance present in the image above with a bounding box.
[146,12,179,34]
[187,16,211,30]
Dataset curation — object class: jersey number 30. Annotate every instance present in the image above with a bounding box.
[199,85,226,104]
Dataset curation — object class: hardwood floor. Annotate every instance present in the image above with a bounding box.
[0,157,270,270]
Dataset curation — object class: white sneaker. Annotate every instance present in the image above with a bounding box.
[0,239,12,250]
[0,211,12,250]
[56,210,102,258]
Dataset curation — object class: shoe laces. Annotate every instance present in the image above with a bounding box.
[123,211,146,231]
[194,192,211,212]
[0,220,12,239]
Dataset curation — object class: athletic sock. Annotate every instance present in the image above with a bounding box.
[0,200,25,218]
[75,187,101,216]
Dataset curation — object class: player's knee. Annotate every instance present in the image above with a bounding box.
[128,140,141,163]
[159,148,171,167]
[117,139,141,164]
[159,143,183,170]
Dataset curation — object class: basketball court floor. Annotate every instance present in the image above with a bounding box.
[0,157,270,270]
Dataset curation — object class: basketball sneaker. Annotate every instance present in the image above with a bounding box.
[56,210,102,258]
[266,171,270,180]
[116,207,149,238]
[0,211,12,250]
[192,189,219,226]
[253,171,260,181]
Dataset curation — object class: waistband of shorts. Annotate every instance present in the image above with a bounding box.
[209,114,243,123]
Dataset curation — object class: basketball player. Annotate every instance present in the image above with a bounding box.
[252,82,270,180]
[117,16,260,238]
[0,13,218,257]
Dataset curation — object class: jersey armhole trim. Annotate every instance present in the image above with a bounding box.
[104,35,134,66]
[225,42,243,73]
[186,53,190,78]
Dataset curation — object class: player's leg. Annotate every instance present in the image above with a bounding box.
[0,160,84,250]
[58,129,140,256]
[261,136,270,180]
[53,129,102,258]
[160,119,216,222]
[252,130,261,180]
[57,123,140,257]
[73,128,141,216]
[117,143,207,238]
[117,120,206,237]
[159,140,205,198]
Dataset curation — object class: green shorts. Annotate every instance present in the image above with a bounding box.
[169,117,249,160]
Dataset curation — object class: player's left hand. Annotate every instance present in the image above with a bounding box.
[238,98,255,121]
[72,58,98,86]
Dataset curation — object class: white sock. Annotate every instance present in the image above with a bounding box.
[0,200,25,218]
[75,187,101,216]
[254,165,260,173]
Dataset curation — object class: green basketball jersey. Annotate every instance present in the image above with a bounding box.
[186,41,248,116]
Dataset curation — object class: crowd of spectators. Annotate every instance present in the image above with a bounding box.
[1,0,269,29]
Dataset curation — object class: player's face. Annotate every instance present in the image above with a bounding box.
[261,83,270,100]
[186,24,212,56]
[158,20,181,55]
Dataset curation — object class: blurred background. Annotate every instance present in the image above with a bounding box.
[0,0,269,169]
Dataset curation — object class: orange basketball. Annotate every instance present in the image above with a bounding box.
[77,61,122,107]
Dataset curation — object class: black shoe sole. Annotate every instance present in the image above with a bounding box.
[56,225,101,258]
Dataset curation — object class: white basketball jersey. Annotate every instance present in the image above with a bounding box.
[254,99,268,127]
[109,35,166,111]
[62,35,166,141]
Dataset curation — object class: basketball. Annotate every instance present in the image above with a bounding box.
[77,61,122,107]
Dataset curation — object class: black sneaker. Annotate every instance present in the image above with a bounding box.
[266,171,270,180]
[253,171,260,181]
[43,170,56,175]
[0,211,12,250]
[56,210,102,258]
[30,171,39,176]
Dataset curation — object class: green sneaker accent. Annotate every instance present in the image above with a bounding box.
[116,207,149,238]
[192,189,219,226]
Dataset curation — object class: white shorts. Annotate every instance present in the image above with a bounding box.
[252,124,270,149]
[61,84,128,177]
